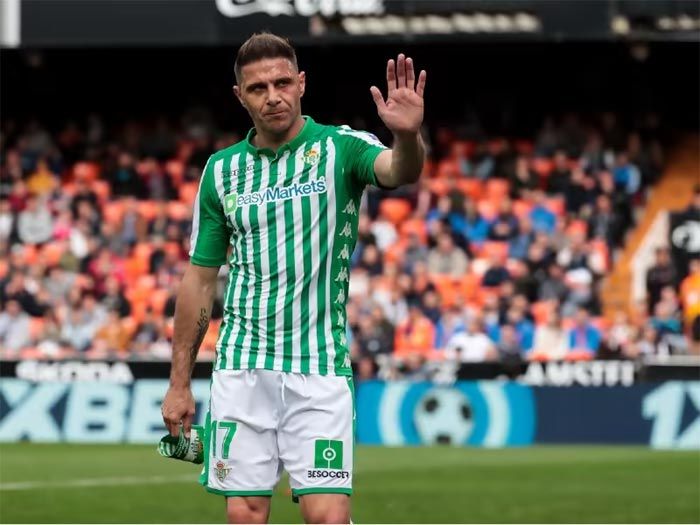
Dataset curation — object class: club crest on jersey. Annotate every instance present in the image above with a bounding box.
[215,460,231,482]
[303,148,320,166]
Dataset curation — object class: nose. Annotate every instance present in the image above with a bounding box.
[266,86,281,105]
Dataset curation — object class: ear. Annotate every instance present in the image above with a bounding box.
[298,71,306,98]
[233,85,246,108]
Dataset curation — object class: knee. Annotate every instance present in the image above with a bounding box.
[304,509,350,524]
[226,497,269,524]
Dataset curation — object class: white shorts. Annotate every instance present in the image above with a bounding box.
[199,369,355,499]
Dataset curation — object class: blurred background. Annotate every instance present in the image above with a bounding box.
[1,1,699,523]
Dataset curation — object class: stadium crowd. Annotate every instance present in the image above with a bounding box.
[1,110,698,378]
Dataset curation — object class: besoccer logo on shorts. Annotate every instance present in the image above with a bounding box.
[314,439,343,469]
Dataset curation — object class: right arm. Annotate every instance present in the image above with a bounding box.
[161,155,230,439]
[161,263,219,438]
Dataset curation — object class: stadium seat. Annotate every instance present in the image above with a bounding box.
[149,288,170,315]
[566,220,588,236]
[531,301,553,325]
[179,182,199,206]
[22,245,39,266]
[72,161,100,182]
[427,178,450,197]
[92,180,111,203]
[399,218,428,243]
[514,139,534,155]
[545,197,565,217]
[29,317,45,341]
[512,199,533,219]
[477,200,497,221]
[132,242,154,265]
[103,201,125,224]
[456,178,483,200]
[383,239,407,265]
[478,241,509,261]
[124,257,149,284]
[40,242,65,267]
[486,179,509,202]
[531,157,554,178]
[164,242,182,259]
[167,201,190,222]
[379,198,412,226]
[459,274,480,301]
[137,200,158,221]
[428,274,459,308]
[566,350,595,362]
[435,159,461,179]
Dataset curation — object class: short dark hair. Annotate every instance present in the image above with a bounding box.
[234,32,297,84]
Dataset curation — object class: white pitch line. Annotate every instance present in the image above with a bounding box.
[0,474,196,491]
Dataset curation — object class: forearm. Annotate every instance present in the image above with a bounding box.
[169,266,218,388]
[388,132,425,187]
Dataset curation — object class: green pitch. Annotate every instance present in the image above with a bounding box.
[0,444,698,523]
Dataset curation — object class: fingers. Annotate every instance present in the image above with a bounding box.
[396,53,406,89]
[416,69,427,97]
[182,411,194,439]
[406,57,415,90]
[386,58,396,94]
[370,86,386,111]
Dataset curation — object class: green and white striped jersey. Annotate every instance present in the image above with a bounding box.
[189,116,388,376]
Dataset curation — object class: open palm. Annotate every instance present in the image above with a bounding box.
[370,53,427,136]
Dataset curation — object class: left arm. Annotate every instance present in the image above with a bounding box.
[370,54,427,189]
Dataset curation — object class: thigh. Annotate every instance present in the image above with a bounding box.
[278,374,354,500]
[202,369,282,496]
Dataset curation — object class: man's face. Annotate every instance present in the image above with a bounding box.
[234,58,305,137]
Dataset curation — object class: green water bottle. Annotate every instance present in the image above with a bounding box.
[157,425,205,464]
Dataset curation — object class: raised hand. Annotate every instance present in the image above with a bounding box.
[370,53,426,137]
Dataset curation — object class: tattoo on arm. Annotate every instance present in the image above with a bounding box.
[190,308,209,365]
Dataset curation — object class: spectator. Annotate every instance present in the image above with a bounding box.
[650,301,682,337]
[567,308,601,356]
[36,310,65,357]
[0,299,31,352]
[482,253,510,288]
[509,155,538,199]
[357,243,383,277]
[119,197,147,247]
[503,306,536,352]
[26,158,58,197]
[420,289,442,325]
[93,309,132,354]
[108,152,144,198]
[434,305,466,349]
[603,311,635,359]
[427,232,469,278]
[394,303,436,360]
[70,179,99,221]
[546,150,571,195]
[538,263,569,303]
[445,317,497,363]
[564,168,594,215]
[100,276,132,318]
[0,199,13,241]
[17,195,53,245]
[645,247,677,314]
[588,194,623,249]
[508,216,534,260]
[532,310,568,360]
[369,210,398,252]
[529,190,556,234]
[488,199,519,241]
[402,231,428,274]
[60,307,94,352]
[612,152,641,196]
[496,323,524,367]
[461,199,489,248]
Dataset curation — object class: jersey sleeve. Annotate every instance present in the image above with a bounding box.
[336,126,389,188]
[189,157,230,267]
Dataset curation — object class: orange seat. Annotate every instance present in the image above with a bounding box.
[72,161,99,182]
[122,316,138,337]
[427,178,450,197]
[477,200,497,221]
[379,198,412,226]
[40,242,65,267]
[149,288,170,315]
[383,239,407,265]
[124,257,148,284]
[29,317,45,341]
[566,350,595,362]
[514,140,534,155]
[103,201,125,224]
[456,179,483,200]
[164,242,182,259]
[179,182,199,206]
[545,197,565,217]
[531,158,554,178]
[22,245,39,266]
[165,160,185,186]
[168,201,190,222]
[479,241,509,261]
[531,301,553,325]
[486,179,509,201]
[0,259,8,279]
[566,220,588,237]
[132,242,154,264]
[138,201,158,221]
[512,199,533,219]
[399,219,427,243]
[92,180,111,203]
[136,274,157,291]
[435,159,461,179]
[459,274,480,301]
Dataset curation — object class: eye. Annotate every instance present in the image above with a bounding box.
[277,79,290,87]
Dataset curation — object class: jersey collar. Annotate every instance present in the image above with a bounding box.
[245,115,315,157]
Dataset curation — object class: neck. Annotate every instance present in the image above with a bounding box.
[252,115,305,152]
